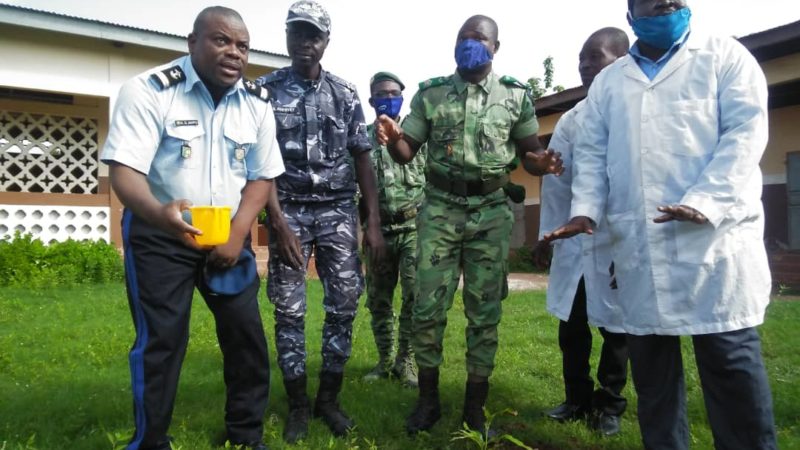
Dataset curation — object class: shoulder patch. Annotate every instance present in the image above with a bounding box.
[499,75,528,90]
[259,67,289,86]
[243,79,270,102]
[326,72,357,92]
[418,76,450,91]
[149,65,186,90]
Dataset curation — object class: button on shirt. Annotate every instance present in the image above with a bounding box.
[102,56,285,216]
[256,68,371,203]
[401,72,538,195]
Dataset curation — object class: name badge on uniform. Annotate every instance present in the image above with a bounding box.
[181,143,192,159]
[234,147,245,161]
[174,119,199,127]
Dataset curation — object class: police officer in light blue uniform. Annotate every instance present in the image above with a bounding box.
[101,7,284,450]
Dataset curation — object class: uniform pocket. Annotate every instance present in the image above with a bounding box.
[274,113,304,161]
[674,221,730,265]
[605,210,641,272]
[323,114,348,160]
[223,126,257,172]
[164,123,205,169]
[660,98,717,157]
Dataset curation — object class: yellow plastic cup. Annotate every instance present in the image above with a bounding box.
[190,206,231,246]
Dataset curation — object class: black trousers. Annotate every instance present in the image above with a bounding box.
[559,278,629,415]
[122,210,270,450]
[628,328,777,450]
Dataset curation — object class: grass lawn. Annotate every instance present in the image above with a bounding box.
[0,281,798,450]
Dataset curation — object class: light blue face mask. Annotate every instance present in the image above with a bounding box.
[631,7,691,50]
[454,39,493,71]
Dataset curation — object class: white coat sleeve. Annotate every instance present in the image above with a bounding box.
[680,40,769,228]
[538,110,574,240]
[570,84,609,224]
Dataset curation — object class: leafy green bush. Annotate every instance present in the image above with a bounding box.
[507,246,543,273]
[0,232,123,287]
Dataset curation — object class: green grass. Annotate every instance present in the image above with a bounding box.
[0,282,798,450]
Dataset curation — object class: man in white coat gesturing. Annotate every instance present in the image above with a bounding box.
[533,27,630,437]
[544,1,778,449]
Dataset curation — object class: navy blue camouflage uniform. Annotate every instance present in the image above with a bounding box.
[257,67,371,380]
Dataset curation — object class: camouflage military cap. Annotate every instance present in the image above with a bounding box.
[370,71,405,91]
[286,0,331,34]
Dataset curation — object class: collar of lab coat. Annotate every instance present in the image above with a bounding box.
[620,31,706,86]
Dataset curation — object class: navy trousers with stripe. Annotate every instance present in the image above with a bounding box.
[122,211,270,450]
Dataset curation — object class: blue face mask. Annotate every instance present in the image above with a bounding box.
[372,96,403,119]
[454,39,493,71]
[631,7,691,50]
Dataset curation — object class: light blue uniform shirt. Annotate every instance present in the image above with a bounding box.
[102,56,284,216]
[629,30,690,80]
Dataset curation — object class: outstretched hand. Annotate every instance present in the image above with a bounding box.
[654,204,708,224]
[374,115,404,146]
[525,148,564,176]
[542,216,594,242]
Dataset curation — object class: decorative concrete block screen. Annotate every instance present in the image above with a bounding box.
[0,205,110,243]
[0,110,99,194]
[0,106,109,244]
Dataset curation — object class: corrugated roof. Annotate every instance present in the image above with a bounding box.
[0,2,289,66]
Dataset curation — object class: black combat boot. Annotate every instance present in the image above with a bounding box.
[405,367,442,434]
[283,374,310,443]
[313,371,354,436]
[462,377,493,438]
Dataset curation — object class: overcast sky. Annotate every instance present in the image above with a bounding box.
[6,0,800,117]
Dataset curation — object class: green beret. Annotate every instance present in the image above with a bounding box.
[370,71,405,91]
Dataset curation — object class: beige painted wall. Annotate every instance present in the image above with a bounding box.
[762,53,800,86]
[763,105,800,183]
[508,111,564,205]
[0,25,277,98]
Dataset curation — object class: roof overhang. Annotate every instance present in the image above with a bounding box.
[0,3,290,69]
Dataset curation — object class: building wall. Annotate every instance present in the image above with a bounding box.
[763,105,800,184]
[513,98,799,249]
[0,25,278,247]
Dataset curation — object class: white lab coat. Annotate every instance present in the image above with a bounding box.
[539,100,623,332]
[571,32,772,335]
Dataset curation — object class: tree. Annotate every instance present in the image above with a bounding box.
[527,56,565,100]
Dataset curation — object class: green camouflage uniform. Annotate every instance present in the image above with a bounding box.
[401,71,538,378]
[364,124,426,376]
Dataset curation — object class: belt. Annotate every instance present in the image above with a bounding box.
[427,173,510,197]
[380,207,418,225]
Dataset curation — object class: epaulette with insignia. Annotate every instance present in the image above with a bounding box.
[499,75,528,90]
[243,79,270,102]
[418,76,450,91]
[150,65,186,90]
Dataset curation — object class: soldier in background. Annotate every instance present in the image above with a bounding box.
[375,14,562,436]
[362,71,425,388]
[256,0,384,443]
